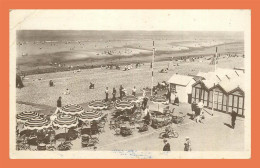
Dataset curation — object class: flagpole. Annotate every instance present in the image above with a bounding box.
[211,47,218,116]
[151,41,155,96]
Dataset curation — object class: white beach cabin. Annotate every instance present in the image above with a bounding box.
[167,74,196,103]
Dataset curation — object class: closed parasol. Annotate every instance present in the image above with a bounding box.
[79,110,103,122]
[59,104,84,115]
[88,100,108,110]
[115,100,134,110]
[17,111,39,123]
[24,116,51,130]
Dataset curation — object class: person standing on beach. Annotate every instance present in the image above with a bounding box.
[142,89,146,98]
[55,97,62,114]
[132,86,136,96]
[119,85,123,99]
[105,87,109,102]
[112,87,116,101]
[57,97,62,108]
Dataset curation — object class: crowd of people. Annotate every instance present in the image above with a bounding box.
[18,75,239,152]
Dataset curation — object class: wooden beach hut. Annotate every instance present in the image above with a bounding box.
[191,68,245,117]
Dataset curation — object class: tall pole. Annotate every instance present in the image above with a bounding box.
[151,41,155,96]
[211,47,218,116]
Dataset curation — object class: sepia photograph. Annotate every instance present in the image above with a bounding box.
[9,10,251,159]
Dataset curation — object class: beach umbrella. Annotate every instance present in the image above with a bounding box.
[88,100,108,110]
[59,104,84,115]
[151,96,168,112]
[24,116,51,130]
[122,95,139,103]
[115,100,134,110]
[52,114,78,141]
[53,114,78,129]
[16,111,39,123]
[79,110,103,122]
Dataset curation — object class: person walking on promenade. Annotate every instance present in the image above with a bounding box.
[231,110,238,129]
[167,89,171,104]
[184,137,192,151]
[163,139,171,151]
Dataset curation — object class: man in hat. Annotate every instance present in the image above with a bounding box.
[163,139,171,151]
[184,137,191,151]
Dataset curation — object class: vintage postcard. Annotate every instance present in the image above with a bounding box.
[9,10,251,159]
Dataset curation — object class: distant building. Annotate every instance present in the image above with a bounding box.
[167,74,196,103]
[192,68,245,117]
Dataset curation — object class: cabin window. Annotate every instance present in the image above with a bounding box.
[223,94,227,112]
[228,95,233,112]
[204,91,208,106]
[208,90,213,108]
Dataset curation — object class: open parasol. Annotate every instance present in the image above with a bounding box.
[78,110,103,122]
[17,111,39,123]
[24,116,51,130]
[115,100,134,110]
[88,100,108,110]
[59,104,84,115]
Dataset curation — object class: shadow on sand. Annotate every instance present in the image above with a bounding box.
[224,123,233,129]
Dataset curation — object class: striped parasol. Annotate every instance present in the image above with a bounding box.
[115,100,134,110]
[88,100,108,110]
[24,116,51,130]
[79,110,103,122]
[59,104,84,115]
[16,111,39,123]
[53,114,78,129]
[122,95,139,103]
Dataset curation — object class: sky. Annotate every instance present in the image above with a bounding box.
[10,10,250,31]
